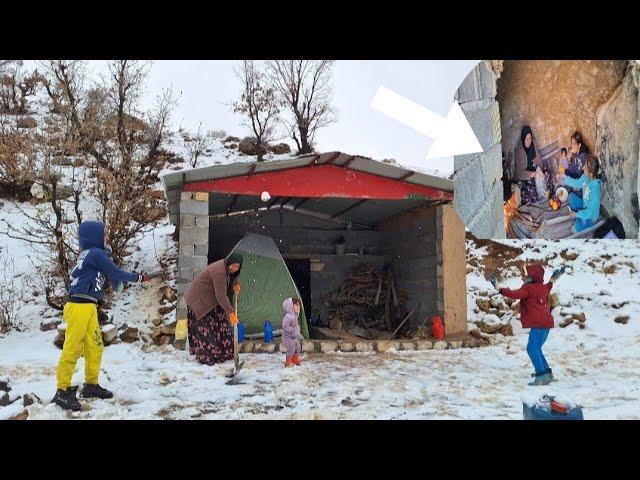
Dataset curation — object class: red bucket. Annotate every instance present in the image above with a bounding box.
[431,316,445,340]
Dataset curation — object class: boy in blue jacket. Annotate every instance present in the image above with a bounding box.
[565,155,601,233]
[52,221,152,411]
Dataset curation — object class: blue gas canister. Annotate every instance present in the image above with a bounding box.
[523,396,584,420]
[237,322,245,342]
[264,321,273,343]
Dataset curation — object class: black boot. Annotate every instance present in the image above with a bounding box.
[51,388,81,411]
[80,383,113,399]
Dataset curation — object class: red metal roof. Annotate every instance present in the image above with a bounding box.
[183,163,452,201]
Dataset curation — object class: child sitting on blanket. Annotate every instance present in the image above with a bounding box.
[555,148,569,187]
[565,155,601,233]
[282,297,304,367]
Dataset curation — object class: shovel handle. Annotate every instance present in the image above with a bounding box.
[233,292,239,370]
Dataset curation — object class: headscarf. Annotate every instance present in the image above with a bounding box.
[521,126,537,171]
[225,252,244,284]
[226,252,243,268]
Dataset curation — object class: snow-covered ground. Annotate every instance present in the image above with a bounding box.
[2,233,640,419]
[2,324,639,420]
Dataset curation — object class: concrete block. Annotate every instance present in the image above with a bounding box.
[179,243,194,257]
[453,157,486,225]
[180,214,195,228]
[195,214,209,228]
[355,342,374,353]
[194,244,209,256]
[319,341,337,353]
[455,61,497,103]
[376,341,399,352]
[179,255,207,270]
[416,341,433,350]
[179,227,209,245]
[460,99,501,151]
[180,200,208,215]
[301,341,316,353]
[467,181,505,239]
[433,341,448,350]
[178,268,192,282]
[400,341,416,351]
[338,342,355,352]
[480,142,504,193]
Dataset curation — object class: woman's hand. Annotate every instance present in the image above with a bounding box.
[229,312,238,325]
[233,282,241,294]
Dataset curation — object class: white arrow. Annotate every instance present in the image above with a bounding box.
[370,86,483,161]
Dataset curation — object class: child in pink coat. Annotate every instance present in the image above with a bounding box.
[282,297,303,367]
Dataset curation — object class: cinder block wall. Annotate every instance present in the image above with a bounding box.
[379,206,440,329]
[208,211,384,260]
[454,60,505,239]
[379,204,468,336]
[176,191,210,326]
[310,254,389,324]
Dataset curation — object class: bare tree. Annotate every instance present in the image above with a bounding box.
[182,123,213,168]
[93,60,168,264]
[265,60,336,155]
[233,60,280,161]
[0,246,22,333]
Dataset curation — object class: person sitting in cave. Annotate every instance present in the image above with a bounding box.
[566,155,601,233]
[555,147,569,187]
[514,126,543,205]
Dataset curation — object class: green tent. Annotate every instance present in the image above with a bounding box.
[228,234,309,339]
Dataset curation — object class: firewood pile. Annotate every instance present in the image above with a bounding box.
[322,264,416,339]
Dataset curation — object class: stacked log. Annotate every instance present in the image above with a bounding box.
[322,264,409,339]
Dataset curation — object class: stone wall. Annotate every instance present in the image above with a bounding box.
[176,192,210,334]
[454,60,505,239]
[596,64,640,238]
[497,60,627,157]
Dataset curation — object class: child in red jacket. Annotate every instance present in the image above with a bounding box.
[491,263,564,386]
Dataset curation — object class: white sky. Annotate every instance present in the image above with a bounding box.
[24,60,480,173]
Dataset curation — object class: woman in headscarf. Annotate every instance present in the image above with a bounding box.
[184,252,243,365]
[514,125,543,205]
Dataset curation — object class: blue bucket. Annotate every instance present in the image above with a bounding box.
[237,322,245,342]
[263,321,273,343]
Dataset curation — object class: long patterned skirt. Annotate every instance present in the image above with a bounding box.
[518,179,539,206]
[187,306,234,365]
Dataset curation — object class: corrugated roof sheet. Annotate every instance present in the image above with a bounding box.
[161,152,453,226]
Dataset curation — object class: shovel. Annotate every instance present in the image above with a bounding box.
[225,291,244,379]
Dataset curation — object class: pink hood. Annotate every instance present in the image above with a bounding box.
[282,297,297,315]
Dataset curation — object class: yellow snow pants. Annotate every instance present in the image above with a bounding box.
[56,302,104,390]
